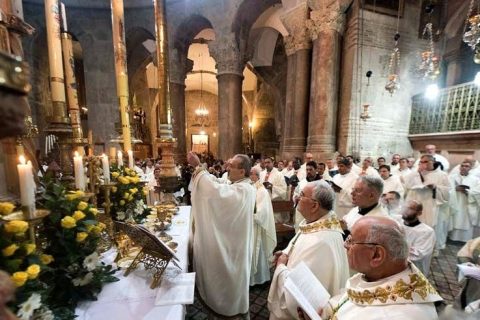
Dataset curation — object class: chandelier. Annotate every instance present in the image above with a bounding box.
[385,33,401,96]
[417,23,440,80]
[193,52,209,127]
[463,0,480,63]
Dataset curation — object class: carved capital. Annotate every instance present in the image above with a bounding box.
[169,50,193,85]
[209,36,244,76]
[281,2,311,55]
[306,9,346,40]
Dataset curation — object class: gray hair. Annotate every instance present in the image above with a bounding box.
[310,180,335,211]
[358,176,384,196]
[250,166,261,177]
[365,223,408,261]
[421,154,435,162]
[234,154,252,178]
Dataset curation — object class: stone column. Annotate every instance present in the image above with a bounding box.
[280,3,311,160]
[305,9,345,160]
[210,38,244,160]
[169,50,193,162]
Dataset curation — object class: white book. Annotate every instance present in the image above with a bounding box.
[284,262,330,320]
[457,263,480,282]
[155,272,196,306]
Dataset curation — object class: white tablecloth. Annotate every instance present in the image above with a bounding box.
[76,206,192,320]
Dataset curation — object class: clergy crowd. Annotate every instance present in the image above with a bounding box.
[157,144,480,319]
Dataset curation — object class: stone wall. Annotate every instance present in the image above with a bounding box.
[338,0,427,160]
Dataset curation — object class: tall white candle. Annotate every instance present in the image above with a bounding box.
[117,151,124,167]
[102,154,110,184]
[17,156,36,218]
[73,151,85,191]
[127,150,134,169]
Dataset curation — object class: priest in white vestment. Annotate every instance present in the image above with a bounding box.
[260,157,288,201]
[187,152,256,318]
[249,168,277,286]
[306,216,443,320]
[449,159,480,242]
[393,157,412,184]
[268,180,349,320]
[379,165,405,198]
[413,144,450,172]
[342,176,389,231]
[389,154,401,174]
[297,153,313,181]
[281,160,294,178]
[358,157,380,178]
[405,155,450,250]
[332,158,359,219]
[293,161,323,230]
[401,200,436,276]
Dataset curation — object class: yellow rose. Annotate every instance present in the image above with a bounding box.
[89,208,99,216]
[72,211,86,221]
[90,226,101,234]
[97,222,106,230]
[111,186,118,193]
[61,216,77,229]
[77,201,89,211]
[11,272,28,287]
[40,254,54,265]
[118,176,129,184]
[128,170,136,177]
[111,172,120,178]
[26,264,40,279]
[119,200,125,206]
[142,187,148,196]
[66,190,85,201]
[0,202,15,215]
[123,192,130,200]
[76,232,88,243]
[129,188,136,194]
[24,243,36,255]
[4,220,28,234]
[2,244,19,257]
[128,195,134,202]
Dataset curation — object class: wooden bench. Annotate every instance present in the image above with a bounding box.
[272,200,295,237]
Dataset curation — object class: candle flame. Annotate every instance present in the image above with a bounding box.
[74,151,79,157]
[127,150,133,155]
[19,155,26,165]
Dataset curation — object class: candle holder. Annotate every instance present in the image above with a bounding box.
[2,209,50,245]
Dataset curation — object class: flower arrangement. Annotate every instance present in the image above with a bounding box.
[0,202,53,320]
[108,166,151,223]
[38,180,118,318]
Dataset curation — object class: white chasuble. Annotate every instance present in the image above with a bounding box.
[189,170,256,316]
[448,172,480,241]
[332,171,359,219]
[382,175,405,199]
[404,222,436,276]
[323,263,442,320]
[250,182,277,286]
[260,167,288,201]
[343,204,389,230]
[268,213,349,320]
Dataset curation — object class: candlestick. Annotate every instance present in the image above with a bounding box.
[73,151,85,191]
[117,151,124,167]
[102,154,110,184]
[17,156,36,219]
[128,150,134,169]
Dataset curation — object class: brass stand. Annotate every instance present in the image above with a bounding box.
[2,209,50,245]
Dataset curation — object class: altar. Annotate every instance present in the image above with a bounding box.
[75,206,193,320]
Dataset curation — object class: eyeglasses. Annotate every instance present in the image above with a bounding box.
[419,160,431,164]
[344,235,380,248]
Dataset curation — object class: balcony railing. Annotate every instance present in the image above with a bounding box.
[409,82,480,134]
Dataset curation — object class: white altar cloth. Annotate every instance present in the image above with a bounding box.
[75,206,192,320]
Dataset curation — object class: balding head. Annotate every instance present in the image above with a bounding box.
[425,144,436,155]
[346,217,408,281]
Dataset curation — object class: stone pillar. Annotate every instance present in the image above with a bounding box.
[280,3,311,160]
[305,9,345,160]
[210,38,244,160]
[169,51,192,162]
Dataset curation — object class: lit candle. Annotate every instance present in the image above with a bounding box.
[73,151,85,191]
[102,154,110,184]
[17,156,36,218]
[128,150,134,169]
[117,151,124,167]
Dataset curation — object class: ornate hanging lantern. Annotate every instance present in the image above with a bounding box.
[418,23,440,80]
[463,0,480,63]
[385,33,401,95]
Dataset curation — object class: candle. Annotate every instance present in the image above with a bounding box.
[17,156,36,218]
[128,150,134,169]
[73,151,85,191]
[102,154,110,184]
[117,151,124,167]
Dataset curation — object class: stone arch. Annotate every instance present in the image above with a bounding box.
[125,27,156,85]
[173,14,215,54]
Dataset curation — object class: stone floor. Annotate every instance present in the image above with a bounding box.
[186,240,465,320]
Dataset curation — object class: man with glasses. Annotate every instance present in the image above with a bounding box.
[405,154,449,252]
[268,180,349,320]
[187,152,256,319]
[342,176,389,233]
[299,216,442,320]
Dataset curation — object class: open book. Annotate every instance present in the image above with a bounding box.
[284,262,330,320]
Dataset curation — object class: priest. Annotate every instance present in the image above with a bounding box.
[268,180,349,319]
[405,154,449,251]
[448,159,480,242]
[379,165,405,198]
[187,152,256,318]
[249,167,277,286]
[332,158,359,219]
[260,157,288,201]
